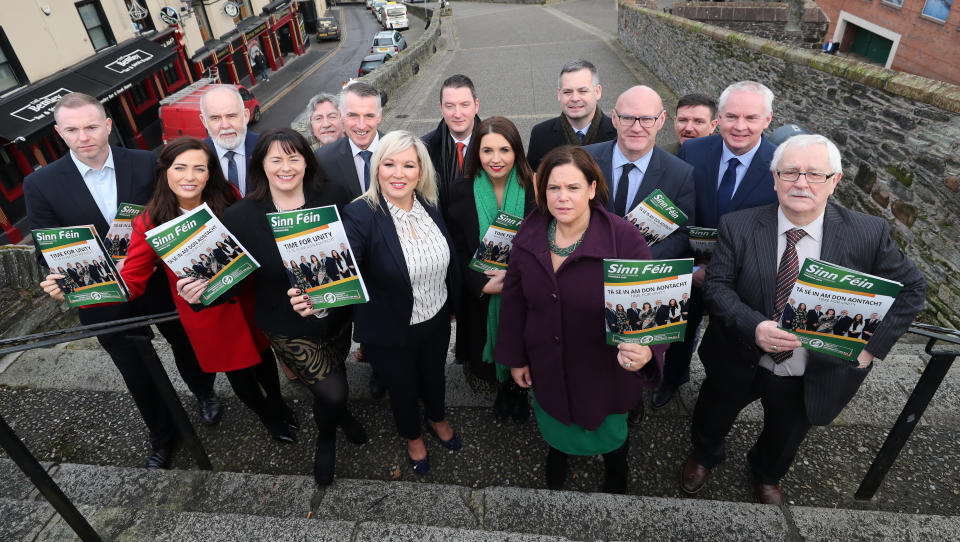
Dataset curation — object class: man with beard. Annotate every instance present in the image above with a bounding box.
[662,93,719,155]
[200,85,259,196]
[305,93,344,149]
[422,74,481,207]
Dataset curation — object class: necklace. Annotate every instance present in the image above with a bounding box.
[548,219,587,257]
[273,199,305,212]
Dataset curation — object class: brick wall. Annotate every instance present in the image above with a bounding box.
[618,4,960,327]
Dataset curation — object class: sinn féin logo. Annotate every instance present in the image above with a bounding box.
[222,275,235,285]
[639,335,654,345]
[809,339,825,348]
[323,292,337,304]
[90,292,103,301]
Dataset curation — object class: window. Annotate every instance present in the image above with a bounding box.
[0,27,27,95]
[125,0,156,33]
[160,60,186,91]
[921,0,952,23]
[128,78,157,114]
[192,1,213,42]
[75,1,116,51]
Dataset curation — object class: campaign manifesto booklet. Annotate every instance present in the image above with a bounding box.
[145,203,259,306]
[624,189,688,247]
[603,258,694,346]
[470,210,523,272]
[104,202,143,261]
[34,225,128,307]
[779,258,903,362]
[688,226,718,259]
[268,205,370,309]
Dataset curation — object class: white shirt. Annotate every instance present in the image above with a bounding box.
[759,207,826,376]
[571,120,592,140]
[350,133,380,194]
[70,149,117,224]
[717,138,763,196]
[611,144,654,215]
[386,198,450,325]
[212,140,248,196]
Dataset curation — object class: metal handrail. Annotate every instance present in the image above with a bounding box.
[0,311,212,542]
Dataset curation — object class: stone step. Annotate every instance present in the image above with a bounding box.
[1,460,957,541]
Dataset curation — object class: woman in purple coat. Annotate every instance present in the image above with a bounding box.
[494,146,666,494]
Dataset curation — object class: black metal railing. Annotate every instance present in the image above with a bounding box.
[0,312,212,542]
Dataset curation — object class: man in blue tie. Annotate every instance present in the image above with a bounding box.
[200,85,259,196]
[652,81,778,410]
[315,82,383,199]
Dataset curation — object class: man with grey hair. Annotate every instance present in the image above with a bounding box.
[681,134,924,504]
[526,59,617,170]
[652,81,779,411]
[315,82,384,199]
[305,93,344,148]
[200,85,259,195]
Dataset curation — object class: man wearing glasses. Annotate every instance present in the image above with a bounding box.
[653,81,780,412]
[584,85,696,427]
[680,134,924,504]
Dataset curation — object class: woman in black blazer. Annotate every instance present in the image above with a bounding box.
[445,117,536,422]
[299,130,461,476]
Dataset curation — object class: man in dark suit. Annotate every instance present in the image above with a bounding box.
[627,302,642,330]
[662,93,719,155]
[654,81,780,410]
[299,256,317,287]
[221,232,240,253]
[806,304,823,331]
[26,93,220,470]
[833,310,853,335]
[679,292,690,321]
[862,313,881,340]
[680,134,925,504]
[85,260,102,283]
[339,242,356,276]
[583,85,696,260]
[201,85,259,196]
[604,302,618,333]
[780,298,797,329]
[315,82,383,199]
[654,300,670,326]
[422,74,481,207]
[527,59,617,171]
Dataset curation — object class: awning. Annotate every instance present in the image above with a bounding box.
[0,37,177,141]
[262,0,293,14]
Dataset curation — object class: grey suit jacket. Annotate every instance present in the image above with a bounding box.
[699,202,925,425]
[583,140,696,259]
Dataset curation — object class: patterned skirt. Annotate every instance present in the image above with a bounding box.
[263,322,351,385]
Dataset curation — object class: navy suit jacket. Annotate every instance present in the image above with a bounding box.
[204,132,258,194]
[315,134,383,200]
[343,193,460,346]
[584,140,696,259]
[527,112,617,171]
[24,146,157,266]
[678,133,777,229]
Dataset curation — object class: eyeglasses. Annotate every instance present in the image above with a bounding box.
[776,170,836,184]
[613,110,663,128]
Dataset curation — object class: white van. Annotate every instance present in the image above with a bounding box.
[381,2,409,31]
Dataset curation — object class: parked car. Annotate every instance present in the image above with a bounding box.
[370,30,407,55]
[358,53,392,77]
[315,17,341,40]
[366,0,376,8]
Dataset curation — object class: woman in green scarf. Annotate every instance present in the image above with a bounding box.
[446,116,536,422]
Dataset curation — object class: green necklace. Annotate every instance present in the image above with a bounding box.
[548,219,587,257]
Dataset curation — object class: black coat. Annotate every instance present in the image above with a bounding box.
[422,116,481,209]
[444,176,535,363]
[344,193,460,347]
[526,111,617,171]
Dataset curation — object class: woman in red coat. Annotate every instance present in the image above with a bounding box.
[121,137,297,443]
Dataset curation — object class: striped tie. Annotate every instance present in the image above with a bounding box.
[772,228,807,363]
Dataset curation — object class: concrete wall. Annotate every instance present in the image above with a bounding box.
[671,2,829,49]
[618,4,960,327]
[359,4,443,102]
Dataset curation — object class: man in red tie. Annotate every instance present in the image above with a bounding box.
[679,134,925,504]
[422,74,481,208]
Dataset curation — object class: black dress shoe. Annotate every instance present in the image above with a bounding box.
[196,392,222,425]
[340,411,368,445]
[146,447,174,470]
[511,385,530,423]
[263,416,297,444]
[651,384,676,410]
[627,403,645,426]
[680,456,710,495]
[369,371,387,399]
[492,382,512,421]
[546,447,568,490]
[283,403,300,431]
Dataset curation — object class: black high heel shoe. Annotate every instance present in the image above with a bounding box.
[408,452,430,475]
[423,416,462,451]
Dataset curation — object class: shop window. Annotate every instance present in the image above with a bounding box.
[128,78,158,114]
[192,1,213,42]
[160,60,186,91]
[0,27,28,95]
[76,1,116,51]
[125,0,157,34]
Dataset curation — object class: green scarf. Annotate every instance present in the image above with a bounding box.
[474,168,526,382]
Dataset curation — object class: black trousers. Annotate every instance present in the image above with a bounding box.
[662,287,705,387]
[78,268,213,450]
[364,310,451,440]
[691,367,812,485]
[223,349,286,423]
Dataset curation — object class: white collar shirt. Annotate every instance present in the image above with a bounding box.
[70,148,118,224]
[212,139,248,196]
[717,138,762,196]
[611,144,654,215]
[350,133,380,193]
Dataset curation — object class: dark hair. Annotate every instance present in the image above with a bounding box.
[246,128,326,202]
[340,81,381,111]
[464,116,533,190]
[440,74,476,100]
[53,92,106,123]
[676,93,718,119]
[147,137,238,225]
[534,145,609,214]
[558,59,599,87]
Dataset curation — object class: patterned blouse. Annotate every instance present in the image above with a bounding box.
[386,198,450,325]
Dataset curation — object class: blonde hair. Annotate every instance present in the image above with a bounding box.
[360,130,438,209]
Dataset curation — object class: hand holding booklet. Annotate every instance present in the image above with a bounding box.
[268,205,369,309]
[603,258,694,346]
[34,225,128,307]
[624,189,688,246]
[104,203,143,261]
[145,203,259,306]
[778,258,903,362]
[470,210,522,272]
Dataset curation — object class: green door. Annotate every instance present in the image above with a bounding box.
[850,27,893,65]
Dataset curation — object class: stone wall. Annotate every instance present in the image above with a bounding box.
[360,5,443,101]
[670,2,829,49]
[618,4,960,327]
